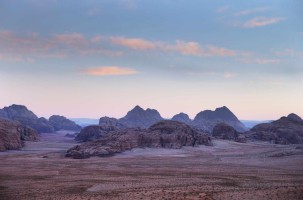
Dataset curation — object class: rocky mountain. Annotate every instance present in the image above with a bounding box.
[119,105,163,128]
[287,113,302,122]
[171,112,192,124]
[0,118,39,151]
[66,120,211,159]
[0,104,54,133]
[193,106,247,133]
[247,113,303,144]
[49,115,81,131]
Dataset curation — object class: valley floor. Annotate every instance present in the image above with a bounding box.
[0,132,302,200]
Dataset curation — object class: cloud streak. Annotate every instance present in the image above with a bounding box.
[110,37,156,50]
[243,17,285,28]
[83,66,139,76]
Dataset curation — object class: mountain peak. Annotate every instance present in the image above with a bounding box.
[287,113,302,122]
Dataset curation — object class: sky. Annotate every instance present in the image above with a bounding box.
[0,0,302,120]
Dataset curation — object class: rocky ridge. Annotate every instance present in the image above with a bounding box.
[246,113,303,144]
[66,120,211,158]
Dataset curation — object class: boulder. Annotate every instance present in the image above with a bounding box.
[75,125,118,142]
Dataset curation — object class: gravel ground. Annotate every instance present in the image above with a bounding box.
[0,133,302,200]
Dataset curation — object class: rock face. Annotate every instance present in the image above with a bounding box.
[119,105,163,128]
[0,118,39,151]
[0,119,23,151]
[49,115,81,131]
[99,117,125,129]
[247,114,303,144]
[75,125,118,142]
[171,113,192,125]
[212,123,239,140]
[66,120,211,159]
[0,104,54,133]
[193,106,247,133]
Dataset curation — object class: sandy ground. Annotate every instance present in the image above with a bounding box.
[0,132,303,200]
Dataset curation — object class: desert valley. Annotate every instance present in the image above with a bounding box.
[1,1,303,199]
[0,104,302,199]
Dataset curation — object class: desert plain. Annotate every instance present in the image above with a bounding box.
[0,132,302,200]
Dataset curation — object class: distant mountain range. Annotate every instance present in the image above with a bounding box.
[0,104,81,133]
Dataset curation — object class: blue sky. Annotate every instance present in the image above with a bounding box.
[0,0,302,120]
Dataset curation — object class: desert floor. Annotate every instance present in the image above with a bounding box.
[0,132,303,200]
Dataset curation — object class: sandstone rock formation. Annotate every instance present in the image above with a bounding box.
[212,123,239,140]
[247,114,303,144]
[171,113,192,125]
[0,119,23,151]
[66,120,211,159]
[75,125,118,142]
[0,118,39,151]
[119,105,163,128]
[49,115,81,131]
[0,104,54,133]
[99,116,125,129]
[193,106,247,133]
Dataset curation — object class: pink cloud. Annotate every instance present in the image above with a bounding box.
[243,17,285,28]
[110,37,156,50]
[82,66,139,76]
[160,41,235,57]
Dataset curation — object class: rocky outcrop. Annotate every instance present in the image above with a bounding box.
[212,123,247,143]
[119,105,163,128]
[212,123,239,140]
[99,117,125,129]
[75,125,118,142]
[193,106,247,133]
[171,113,192,125]
[0,104,54,133]
[66,120,211,159]
[247,114,303,144]
[0,118,39,151]
[0,119,23,151]
[49,115,81,131]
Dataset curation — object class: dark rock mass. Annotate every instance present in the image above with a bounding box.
[0,119,23,151]
[66,120,211,159]
[0,118,39,151]
[119,105,163,128]
[247,114,303,144]
[0,104,54,133]
[212,123,239,140]
[99,116,125,129]
[75,125,118,142]
[49,115,81,131]
[171,113,192,125]
[287,113,302,122]
[193,106,247,133]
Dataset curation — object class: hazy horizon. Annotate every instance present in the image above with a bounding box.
[1,0,302,120]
